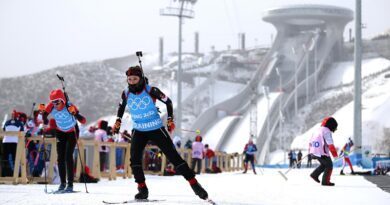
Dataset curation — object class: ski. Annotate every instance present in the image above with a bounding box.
[46,190,81,194]
[206,198,217,205]
[102,199,165,204]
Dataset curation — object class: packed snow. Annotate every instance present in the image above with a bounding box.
[1,168,389,205]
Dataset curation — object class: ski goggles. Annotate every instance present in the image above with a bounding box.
[51,99,63,105]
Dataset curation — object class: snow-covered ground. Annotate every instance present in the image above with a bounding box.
[1,168,389,205]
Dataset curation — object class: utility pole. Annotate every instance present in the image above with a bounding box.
[276,67,283,149]
[311,37,317,96]
[292,47,298,116]
[263,86,270,140]
[354,0,362,163]
[161,0,197,138]
[250,86,258,138]
[302,44,309,104]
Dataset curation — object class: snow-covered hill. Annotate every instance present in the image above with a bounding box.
[290,57,390,155]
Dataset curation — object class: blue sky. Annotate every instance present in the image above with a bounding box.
[0,0,388,78]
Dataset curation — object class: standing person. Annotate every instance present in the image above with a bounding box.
[112,66,208,200]
[297,150,303,168]
[40,89,87,192]
[191,135,204,174]
[204,144,215,170]
[173,135,182,149]
[95,120,109,172]
[307,152,312,168]
[288,150,293,168]
[340,138,355,175]
[309,117,338,186]
[291,150,297,168]
[242,138,257,174]
[2,110,24,176]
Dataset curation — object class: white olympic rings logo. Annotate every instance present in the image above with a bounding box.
[128,96,151,110]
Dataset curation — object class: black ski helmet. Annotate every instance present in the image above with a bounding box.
[321,117,338,132]
[126,66,147,93]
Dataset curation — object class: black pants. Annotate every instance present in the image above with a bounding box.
[1,143,17,177]
[244,154,255,170]
[56,130,77,184]
[131,128,195,183]
[100,152,108,172]
[191,158,202,174]
[311,155,333,184]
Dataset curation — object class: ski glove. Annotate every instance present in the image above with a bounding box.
[113,118,121,134]
[67,105,78,115]
[167,117,175,134]
[329,144,338,158]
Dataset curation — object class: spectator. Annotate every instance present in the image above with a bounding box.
[121,130,132,142]
[2,110,24,176]
[115,132,126,170]
[185,139,193,150]
[297,150,303,168]
[288,150,297,168]
[307,152,312,168]
[173,135,182,149]
[82,126,96,139]
[95,120,109,172]
[204,144,215,170]
[191,135,204,174]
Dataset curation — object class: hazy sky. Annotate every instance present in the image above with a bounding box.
[0,0,389,78]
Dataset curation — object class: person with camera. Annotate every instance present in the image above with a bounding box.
[113,64,209,200]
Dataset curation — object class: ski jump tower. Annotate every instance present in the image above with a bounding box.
[256,5,353,165]
[263,4,353,62]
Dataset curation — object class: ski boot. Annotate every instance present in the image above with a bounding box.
[58,183,66,191]
[65,183,73,192]
[340,170,345,175]
[322,182,335,186]
[135,185,148,200]
[191,182,208,200]
[242,164,248,174]
[310,174,320,183]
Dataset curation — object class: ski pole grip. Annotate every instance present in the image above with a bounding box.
[56,74,64,81]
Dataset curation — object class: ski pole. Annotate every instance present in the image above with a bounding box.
[73,128,89,193]
[278,154,308,181]
[43,135,47,193]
